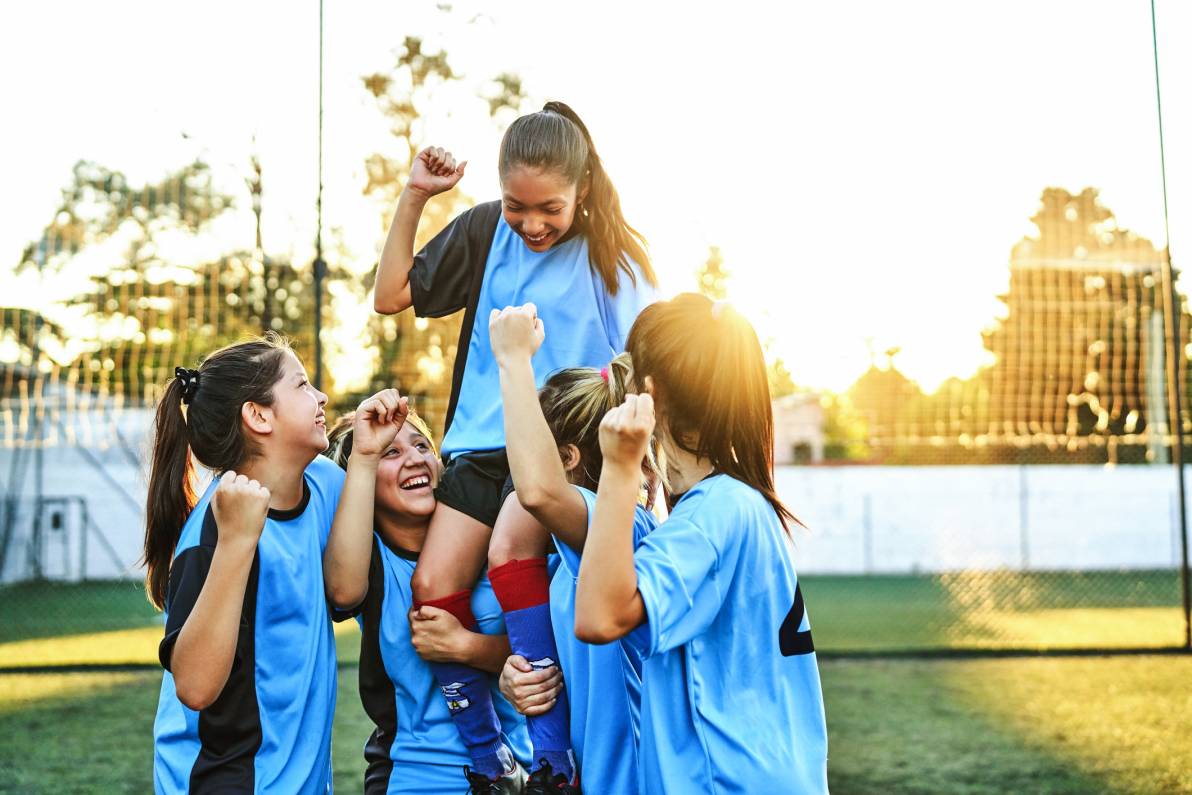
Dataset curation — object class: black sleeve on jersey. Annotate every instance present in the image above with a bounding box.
[158,508,255,674]
[407,200,503,318]
[355,536,399,794]
[159,544,215,672]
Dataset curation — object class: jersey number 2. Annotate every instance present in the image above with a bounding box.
[779,584,815,656]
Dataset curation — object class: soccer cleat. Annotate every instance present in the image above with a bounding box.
[523,759,581,795]
[463,762,527,794]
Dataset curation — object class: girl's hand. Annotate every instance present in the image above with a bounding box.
[599,394,656,472]
[351,389,409,459]
[407,606,467,663]
[211,471,271,549]
[489,303,545,365]
[498,654,564,717]
[406,146,467,200]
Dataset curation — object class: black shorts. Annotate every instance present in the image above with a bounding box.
[434,449,514,528]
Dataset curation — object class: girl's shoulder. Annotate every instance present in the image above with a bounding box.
[177,485,218,552]
[669,474,770,527]
[458,199,503,230]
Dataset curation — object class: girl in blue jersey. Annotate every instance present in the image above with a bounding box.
[487,304,659,794]
[373,101,658,790]
[144,335,345,794]
[322,395,531,794]
[575,293,830,795]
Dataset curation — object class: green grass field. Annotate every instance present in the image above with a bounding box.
[802,570,1185,651]
[1,657,1190,794]
[0,577,1189,792]
[0,571,1183,668]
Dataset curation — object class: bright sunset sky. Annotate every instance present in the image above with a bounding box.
[1,0,1188,392]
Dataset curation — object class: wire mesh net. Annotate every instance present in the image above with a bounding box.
[1,40,1188,668]
[2,179,1187,667]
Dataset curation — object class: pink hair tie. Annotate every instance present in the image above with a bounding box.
[600,366,609,382]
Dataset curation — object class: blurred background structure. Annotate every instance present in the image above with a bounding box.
[5,3,1192,794]
[1,0,1190,662]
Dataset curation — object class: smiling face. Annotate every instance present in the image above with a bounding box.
[264,352,329,456]
[501,165,587,252]
[374,423,442,523]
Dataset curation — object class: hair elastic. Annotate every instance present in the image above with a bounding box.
[600,366,609,382]
[174,367,200,405]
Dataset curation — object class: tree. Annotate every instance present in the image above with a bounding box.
[354,37,525,434]
[696,245,729,301]
[977,187,1182,463]
[767,355,797,399]
[819,393,871,462]
[696,244,799,399]
[3,159,336,412]
[838,186,1188,465]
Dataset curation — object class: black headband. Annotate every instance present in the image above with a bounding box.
[174,367,200,405]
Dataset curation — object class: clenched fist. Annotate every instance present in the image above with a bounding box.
[405,146,467,200]
[211,470,271,548]
[489,303,545,365]
[351,388,409,459]
[599,394,656,471]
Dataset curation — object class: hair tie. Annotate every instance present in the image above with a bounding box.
[711,300,729,320]
[174,367,200,405]
[600,366,609,383]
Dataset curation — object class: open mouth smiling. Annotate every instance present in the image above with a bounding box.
[400,474,431,491]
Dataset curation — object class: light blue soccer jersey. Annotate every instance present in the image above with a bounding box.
[632,475,828,794]
[341,536,531,794]
[548,485,656,794]
[154,455,345,794]
[409,203,657,457]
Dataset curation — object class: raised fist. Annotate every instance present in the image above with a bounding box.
[489,303,545,364]
[211,470,271,547]
[599,394,656,470]
[406,146,467,200]
[352,388,409,459]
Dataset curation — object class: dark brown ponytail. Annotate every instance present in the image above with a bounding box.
[499,101,657,296]
[626,293,800,532]
[144,377,198,609]
[142,334,292,608]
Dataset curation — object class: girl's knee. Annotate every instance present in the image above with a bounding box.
[488,531,518,570]
[489,496,548,569]
[410,565,439,604]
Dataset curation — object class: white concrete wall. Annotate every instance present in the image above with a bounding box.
[3,446,1188,580]
[777,465,1186,574]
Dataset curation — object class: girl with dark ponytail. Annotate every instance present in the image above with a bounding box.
[502,101,652,297]
[371,102,659,792]
[574,294,829,794]
[145,335,347,794]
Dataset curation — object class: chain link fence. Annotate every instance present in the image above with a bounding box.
[2,46,1189,670]
[3,181,1188,667]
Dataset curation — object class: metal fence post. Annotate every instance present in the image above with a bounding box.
[1150,0,1191,650]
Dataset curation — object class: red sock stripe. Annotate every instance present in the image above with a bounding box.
[415,589,476,630]
[488,557,551,613]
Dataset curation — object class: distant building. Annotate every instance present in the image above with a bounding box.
[773,392,825,465]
